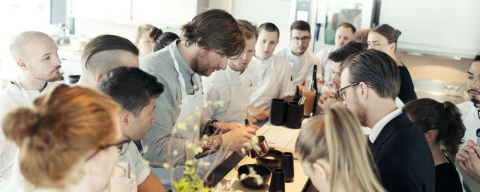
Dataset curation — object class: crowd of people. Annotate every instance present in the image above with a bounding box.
[0,8,479,192]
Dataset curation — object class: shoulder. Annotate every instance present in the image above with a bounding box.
[272,56,290,67]
[140,49,173,74]
[457,101,473,114]
[275,47,289,58]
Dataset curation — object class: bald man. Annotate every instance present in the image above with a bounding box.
[0,31,61,187]
[76,34,140,88]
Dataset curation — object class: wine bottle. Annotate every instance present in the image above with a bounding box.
[312,65,318,113]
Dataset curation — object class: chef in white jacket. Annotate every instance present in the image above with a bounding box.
[277,20,322,92]
[203,20,260,124]
[0,31,61,189]
[456,54,480,191]
[249,22,294,122]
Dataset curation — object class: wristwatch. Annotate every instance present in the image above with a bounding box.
[205,119,218,135]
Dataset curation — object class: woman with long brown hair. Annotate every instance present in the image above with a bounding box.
[296,103,385,192]
[368,24,417,103]
[2,84,122,191]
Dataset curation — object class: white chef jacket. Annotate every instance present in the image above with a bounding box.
[249,55,294,110]
[316,46,336,83]
[276,47,322,86]
[457,101,480,148]
[203,62,258,124]
[0,79,55,189]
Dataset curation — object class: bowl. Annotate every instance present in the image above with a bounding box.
[256,149,284,169]
[247,136,269,158]
[237,164,272,189]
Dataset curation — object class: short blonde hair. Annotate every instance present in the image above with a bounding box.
[135,24,155,43]
[296,103,385,192]
[2,84,121,189]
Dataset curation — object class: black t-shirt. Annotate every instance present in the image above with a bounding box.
[398,65,417,103]
[435,162,463,192]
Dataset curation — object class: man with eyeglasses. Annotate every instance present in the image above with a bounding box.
[339,50,435,192]
[277,20,322,91]
[316,22,356,84]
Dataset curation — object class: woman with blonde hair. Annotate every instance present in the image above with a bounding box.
[296,103,385,192]
[134,24,156,58]
[2,84,123,192]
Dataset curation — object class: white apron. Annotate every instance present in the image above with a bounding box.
[222,66,254,124]
[151,45,205,189]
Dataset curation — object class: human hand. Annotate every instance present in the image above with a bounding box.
[318,90,340,110]
[221,127,256,151]
[456,140,477,162]
[216,122,243,133]
[456,140,480,182]
[248,106,267,121]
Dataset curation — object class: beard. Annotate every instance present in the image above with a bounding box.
[30,66,62,82]
[353,93,367,126]
[191,51,214,77]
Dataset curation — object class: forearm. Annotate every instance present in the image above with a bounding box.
[194,134,223,159]
[143,124,187,167]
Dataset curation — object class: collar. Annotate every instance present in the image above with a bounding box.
[369,108,403,143]
[173,40,195,77]
[252,55,274,67]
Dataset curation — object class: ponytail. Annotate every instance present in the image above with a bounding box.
[296,103,385,192]
[439,101,465,155]
[404,98,466,155]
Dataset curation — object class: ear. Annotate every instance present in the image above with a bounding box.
[120,111,130,127]
[312,159,329,184]
[16,59,28,71]
[359,82,370,100]
[95,73,104,84]
[389,43,396,53]
[425,130,437,143]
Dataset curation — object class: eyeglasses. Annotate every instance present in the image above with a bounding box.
[85,135,132,161]
[337,82,373,101]
[292,36,311,42]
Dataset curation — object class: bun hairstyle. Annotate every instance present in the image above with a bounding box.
[372,24,401,50]
[149,27,163,42]
[152,32,180,52]
[404,98,466,155]
[2,84,121,189]
[296,103,385,192]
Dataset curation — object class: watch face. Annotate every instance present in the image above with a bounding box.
[478,110,480,119]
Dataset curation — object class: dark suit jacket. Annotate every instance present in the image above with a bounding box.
[371,112,435,192]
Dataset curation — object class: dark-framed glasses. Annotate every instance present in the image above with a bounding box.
[337,82,372,101]
[86,135,132,161]
[292,36,311,42]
